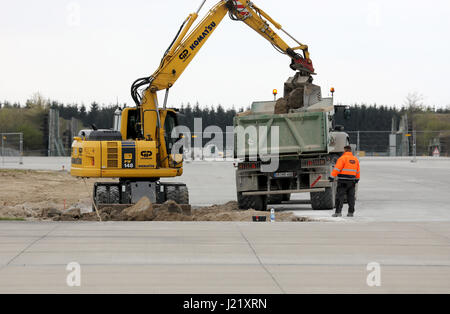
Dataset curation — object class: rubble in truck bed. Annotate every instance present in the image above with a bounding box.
[237,74,326,116]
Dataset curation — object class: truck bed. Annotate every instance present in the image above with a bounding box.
[234,110,331,158]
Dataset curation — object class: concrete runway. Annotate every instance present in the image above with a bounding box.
[0,221,449,293]
[174,157,450,222]
[1,157,449,293]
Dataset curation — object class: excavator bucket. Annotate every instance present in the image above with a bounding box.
[290,57,315,74]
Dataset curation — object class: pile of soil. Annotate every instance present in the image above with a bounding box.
[190,202,303,222]
[274,87,306,114]
[274,98,289,114]
[48,199,302,222]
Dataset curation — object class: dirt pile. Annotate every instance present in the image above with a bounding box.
[274,98,289,114]
[145,201,301,222]
[190,201,299,222]
[46,200,301,222]
[274,87,307,114]
[50,197,192,222]
[121,197,156,221]
[286,87,305,110]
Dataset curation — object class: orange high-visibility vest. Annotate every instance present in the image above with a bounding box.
[331,152,360,180]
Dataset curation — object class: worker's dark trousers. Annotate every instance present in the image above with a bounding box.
[335,180,356,214]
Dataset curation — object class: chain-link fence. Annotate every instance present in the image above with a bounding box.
[348,130,450,157]
[0,133,23,165]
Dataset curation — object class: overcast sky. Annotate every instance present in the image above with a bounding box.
[1,0,449,109]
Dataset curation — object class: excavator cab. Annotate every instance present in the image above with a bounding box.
[113,108,139,141]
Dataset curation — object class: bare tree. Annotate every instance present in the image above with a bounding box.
[404,92,424,112]
[25,92,49,109]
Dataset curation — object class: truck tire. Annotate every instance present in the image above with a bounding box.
[268,194,283,205]
[238,193,267,211]
[267,181,286,204]
[310,185,336,210]
[308,153,338,209]
[282,194,291,202]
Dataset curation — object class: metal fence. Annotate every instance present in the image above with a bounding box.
[0,133,23,165]
[10,130,450,160]
[348,130,450,157]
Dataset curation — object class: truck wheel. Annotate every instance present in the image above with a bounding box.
[310,153,339,209]
[282,194,291,202]
[238,193,267,211]
[310,185,336,210]
[257,196,268,211]
[268,194,283,205]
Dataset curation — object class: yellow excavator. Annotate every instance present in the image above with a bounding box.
[70,0,315,207]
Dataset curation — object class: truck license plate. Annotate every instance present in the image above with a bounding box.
[273,172,295,178]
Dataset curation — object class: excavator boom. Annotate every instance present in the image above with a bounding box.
[133,0,315,145]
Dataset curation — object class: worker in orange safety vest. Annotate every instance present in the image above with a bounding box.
[328,145,360,217]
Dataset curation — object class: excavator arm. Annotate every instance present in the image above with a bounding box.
[132,0,315,168]
[225,0,314,74]
[144,0,314,94]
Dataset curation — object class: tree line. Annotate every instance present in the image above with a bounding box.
[1,93,449,155]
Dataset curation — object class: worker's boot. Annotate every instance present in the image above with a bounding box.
[347,212,354,217]
[332,212,342,218]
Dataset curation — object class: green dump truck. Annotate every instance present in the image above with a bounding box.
[234,74,349,211]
